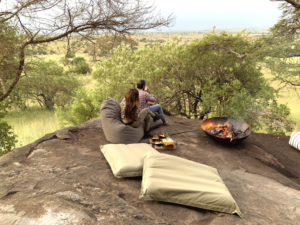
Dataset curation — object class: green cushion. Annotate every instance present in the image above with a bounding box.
[139,151,242,217]
[101,143,157,178]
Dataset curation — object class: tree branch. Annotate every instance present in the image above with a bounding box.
[0,44,25,101]
[282,0,300,10]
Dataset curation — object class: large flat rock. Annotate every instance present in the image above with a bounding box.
[1,116,300,225]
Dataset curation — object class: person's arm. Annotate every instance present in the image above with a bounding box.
[144,86,152,95]
[144,86,156,102]
[147,102,154,106]
[120,99,127,121]
[135,107,140,120]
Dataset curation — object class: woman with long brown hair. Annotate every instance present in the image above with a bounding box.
[120,89,162,139]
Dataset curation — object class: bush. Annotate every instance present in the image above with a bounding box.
[70,57,92,75]
[55,87,100,126]
[32,50,47,55]
[59,57,70,66]
[66,51,75,58]
[0,103,17,156]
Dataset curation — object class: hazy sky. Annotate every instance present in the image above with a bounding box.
[153,0,282,31]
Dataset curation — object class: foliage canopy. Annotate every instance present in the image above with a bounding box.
[0,103,17,156]
[12,60,81,110]
[86,35,138,59]
[57,31,293,135]
[0,0,175,102]
[70,57,92,75]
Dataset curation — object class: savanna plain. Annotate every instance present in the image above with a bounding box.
[6,30,300,148]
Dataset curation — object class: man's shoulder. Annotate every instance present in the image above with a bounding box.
[137,89,146,95]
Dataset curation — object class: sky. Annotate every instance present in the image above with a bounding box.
[153,0,283,31]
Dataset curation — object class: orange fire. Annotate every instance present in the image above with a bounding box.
[203,122,234,139]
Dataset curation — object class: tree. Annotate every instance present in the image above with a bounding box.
[0,22,19,153]
[270,0,300,36]
[261,0,300,89]
[57,31,293,135]
[0,21,20,98]
[0,0,175,102]
[86,35,138,58]
[70,57,92,75]
[263,52,300,89]
[14,60,81,110]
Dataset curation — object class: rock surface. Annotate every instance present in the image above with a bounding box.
[1,116,300,225]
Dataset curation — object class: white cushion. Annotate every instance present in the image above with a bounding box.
[289,131,300,151]
[100,143,157,178]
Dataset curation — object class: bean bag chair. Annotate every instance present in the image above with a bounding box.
[101,97,161,144]
[289,131,300,151]
[100,143,157,178]
[140,151,242,217]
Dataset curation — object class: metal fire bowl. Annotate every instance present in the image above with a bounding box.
[201,117,252,144]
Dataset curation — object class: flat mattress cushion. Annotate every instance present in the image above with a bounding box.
[101,143,157,178]
[139,151,242,217]
[289,131,300,151]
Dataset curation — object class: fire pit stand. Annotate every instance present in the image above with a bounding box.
[201,117,252,144]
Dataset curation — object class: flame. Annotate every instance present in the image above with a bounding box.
[203,122,230,135]
[203,121,238,140]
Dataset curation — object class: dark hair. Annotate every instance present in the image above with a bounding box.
[124,89,140,121]
[137,80,145,89]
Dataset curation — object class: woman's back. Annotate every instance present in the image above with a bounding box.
[120,98,139,124]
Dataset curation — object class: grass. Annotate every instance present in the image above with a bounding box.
[5,73,95,148]
[261,68,300,132]
[6,107,60,148]
[277,90,300,131]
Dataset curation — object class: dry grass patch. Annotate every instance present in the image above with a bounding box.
[6,107,60,148]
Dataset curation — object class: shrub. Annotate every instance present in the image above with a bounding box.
[59,57,70,66]
[66,51,75,58]
[0,103,17,156]
[55,87,100,126]
[70,57,92,75]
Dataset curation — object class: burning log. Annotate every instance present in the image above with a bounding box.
[201,117,252,144]
[225,124,233,139]
[204,122,248,142]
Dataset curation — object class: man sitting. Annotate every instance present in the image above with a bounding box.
[137,80,168,125]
